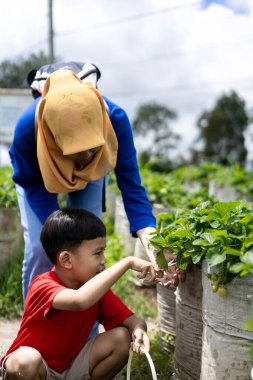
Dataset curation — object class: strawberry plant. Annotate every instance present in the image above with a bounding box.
[140,167,212,209]
[151,200,253,295]
[140,162,253,210]
[208,163,253,200]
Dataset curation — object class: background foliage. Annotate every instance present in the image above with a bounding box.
[194,91,250,165]
[0,51,50,88]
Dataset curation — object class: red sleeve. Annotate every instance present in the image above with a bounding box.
[25,274,65,320]
[97,290,134,330]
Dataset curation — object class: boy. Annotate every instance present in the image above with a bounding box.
[0,208,158,380]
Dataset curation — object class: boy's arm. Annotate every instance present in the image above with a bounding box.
[52,257,156,311]
[121,315,150,354]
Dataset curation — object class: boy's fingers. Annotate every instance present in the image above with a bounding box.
[137,269,147,279]
[132,328,150,355]
[147,267,156,282]
[138,266,156,283]
[142,334,150,352]
[132,341,149,355]
[134,344,144,354]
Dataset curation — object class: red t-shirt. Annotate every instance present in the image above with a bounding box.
[1,269,133,373]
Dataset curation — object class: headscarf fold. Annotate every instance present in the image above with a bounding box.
[37,69,118,193]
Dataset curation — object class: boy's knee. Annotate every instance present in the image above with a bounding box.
[112,327,131,350]
[5,347,45,378]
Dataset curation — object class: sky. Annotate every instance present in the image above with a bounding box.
[1,0,253,161]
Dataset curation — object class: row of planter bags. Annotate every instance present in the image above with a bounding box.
[111,193,253,380]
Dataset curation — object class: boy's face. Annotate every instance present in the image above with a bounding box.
[70,237,106,287]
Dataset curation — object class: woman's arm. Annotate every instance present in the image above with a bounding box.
[104,96,156,236]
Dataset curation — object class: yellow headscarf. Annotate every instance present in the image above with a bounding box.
[37,69,118,193]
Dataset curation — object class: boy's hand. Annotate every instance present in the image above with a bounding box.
[130,257,158,284]
[131,327,150,354]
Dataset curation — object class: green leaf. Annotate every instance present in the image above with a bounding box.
[178,261,189,270]
[191,251,203,264]
[242,236,253,250]
[170,229,193,238]
[228,262,246,273]
[193,201,211,213]
[238,215,253,225]
[210,220,220,228]
[201,232,216,244]
[209,230,227,238]
[175,251,188,269]
[214,201,241,217]
[156,250,168,269]
[239,269,250,277]
[206,248,226,267]
[150,236,167,249]
[222,247,241,256]
[192,238,205,246]
[200,212,220,223]
[156,213,174,222]
[241,251,253,265]
[185,241,197,252]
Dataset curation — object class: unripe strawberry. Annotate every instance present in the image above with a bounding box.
[217,286,227,297]
[211,273,218,281]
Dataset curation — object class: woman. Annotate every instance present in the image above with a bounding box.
[9,62,177,301]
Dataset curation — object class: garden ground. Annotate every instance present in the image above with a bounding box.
[0,318,20,357]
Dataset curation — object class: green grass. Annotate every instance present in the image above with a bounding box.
[0,251,23,318]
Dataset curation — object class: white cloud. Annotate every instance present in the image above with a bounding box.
[1,0,253,158]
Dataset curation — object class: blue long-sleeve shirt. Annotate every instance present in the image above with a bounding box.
[9,96,156,236]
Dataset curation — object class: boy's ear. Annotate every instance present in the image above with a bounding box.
[58,251,73,269]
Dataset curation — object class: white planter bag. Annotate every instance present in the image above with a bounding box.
[157,283,176,349]
[201,260,253,380]
[173,265,203,380]
[114,196,135,254]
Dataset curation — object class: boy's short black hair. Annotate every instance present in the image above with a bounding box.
[41,208,106,264]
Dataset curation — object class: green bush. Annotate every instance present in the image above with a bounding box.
[0,166,17,208]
